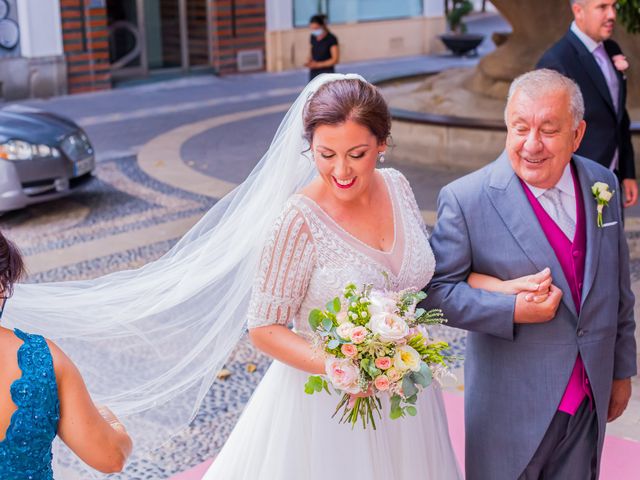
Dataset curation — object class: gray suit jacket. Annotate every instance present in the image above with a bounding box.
[425,153,636,480]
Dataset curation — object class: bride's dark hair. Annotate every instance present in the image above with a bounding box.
[302,78,391,145]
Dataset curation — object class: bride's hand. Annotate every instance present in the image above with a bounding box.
[347,387,374,408]
[503,268,552,303]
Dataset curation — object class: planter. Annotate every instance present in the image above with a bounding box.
[439,33,484,56]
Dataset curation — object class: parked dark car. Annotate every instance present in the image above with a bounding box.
[0,105,95,212]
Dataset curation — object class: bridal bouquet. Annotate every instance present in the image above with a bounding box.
[304,282,453,429]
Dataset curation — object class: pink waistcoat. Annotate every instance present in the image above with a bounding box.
[520,165,592,415]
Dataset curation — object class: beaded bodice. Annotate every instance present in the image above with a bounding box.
[247,168,435,336]
[0,329,59,480]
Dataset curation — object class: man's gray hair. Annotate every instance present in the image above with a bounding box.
[505,69,585,129]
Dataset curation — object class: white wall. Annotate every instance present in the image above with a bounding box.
[424,0,445,17]
[16,0,64,58]
[266,0,293,31]
[267,0,445,32]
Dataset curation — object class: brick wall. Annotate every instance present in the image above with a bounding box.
[60,0,111,94]
[210,0,266,74]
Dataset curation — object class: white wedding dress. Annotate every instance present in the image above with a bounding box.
[203,168,462,480]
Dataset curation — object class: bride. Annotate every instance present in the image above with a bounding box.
[203,77,461,479]
[3,74,548,478]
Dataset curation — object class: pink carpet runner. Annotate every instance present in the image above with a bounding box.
[168,392,640,479]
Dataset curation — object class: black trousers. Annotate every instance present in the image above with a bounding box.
[518,399,598,480]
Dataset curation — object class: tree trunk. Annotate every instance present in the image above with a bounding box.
[469,0,639,108]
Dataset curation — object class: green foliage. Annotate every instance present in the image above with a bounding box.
[618,0,640,34]
[305,375,329,395]
[415,307,446,325]
[447,0,474,34]
[308,309,324,330]
[333,393,383,429]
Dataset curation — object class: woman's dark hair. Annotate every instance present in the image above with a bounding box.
[309,14,327,27]
[303,79,391,146]
[0,232,25,297]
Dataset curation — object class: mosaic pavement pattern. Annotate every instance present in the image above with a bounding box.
[4,153,640,478]
[0,155,475,478]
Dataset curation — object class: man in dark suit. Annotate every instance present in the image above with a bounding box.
[537,0,638,208]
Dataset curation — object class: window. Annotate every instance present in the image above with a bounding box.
[293,0,423,27]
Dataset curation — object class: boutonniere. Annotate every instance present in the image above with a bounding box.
[591,182,615,227]
[612,54,629,73]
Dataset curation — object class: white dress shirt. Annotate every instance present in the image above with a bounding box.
[524,164,577,228]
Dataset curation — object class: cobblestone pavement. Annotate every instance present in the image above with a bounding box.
[3,13,640,479]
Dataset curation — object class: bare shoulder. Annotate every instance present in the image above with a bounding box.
[45,339,79,383]
[0,328,21,364]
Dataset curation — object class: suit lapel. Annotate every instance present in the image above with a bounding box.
[485,153,578,318]
[567,32,616,116]
[574,156,603,310]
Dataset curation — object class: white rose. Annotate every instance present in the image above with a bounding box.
[600,190,613,202]
[394,345,422,372]
[593,182,609,193]
[335,311,349,324]
[368,292,397,317]
[325,357,361,394]
[336,322,355,340]
[369,312,409,342]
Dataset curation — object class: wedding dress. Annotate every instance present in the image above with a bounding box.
[4,74,460,478]
[203,168,462,479]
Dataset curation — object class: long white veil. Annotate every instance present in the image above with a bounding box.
[3,73,365,475]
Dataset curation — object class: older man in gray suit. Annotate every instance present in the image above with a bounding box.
[425,69,636,479]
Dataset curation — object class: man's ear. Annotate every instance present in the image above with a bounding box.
[573,120,587,152]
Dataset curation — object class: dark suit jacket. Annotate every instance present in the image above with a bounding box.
[537,30,636,180]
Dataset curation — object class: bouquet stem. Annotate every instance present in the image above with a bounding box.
[332,393,382,430]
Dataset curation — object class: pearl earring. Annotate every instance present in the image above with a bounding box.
[378,152,385,163]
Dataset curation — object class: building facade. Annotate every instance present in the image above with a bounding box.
[0,0,445,100]
[266,0,445,72]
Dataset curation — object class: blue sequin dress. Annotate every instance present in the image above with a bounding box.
[0,329,60,479]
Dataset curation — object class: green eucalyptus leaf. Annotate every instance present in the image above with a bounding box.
[406,406,417,416]
[402,375,419,398]
[309,309,324,330]
[322,318,334,331]
[390,406,403,420]
[333,297,341,313]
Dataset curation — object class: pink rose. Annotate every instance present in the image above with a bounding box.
[350,326,368,344]
[375,357,392,370]
[341,343,358,357]
[612,54,629,72]
[374,375,390,391]
[325,357,361,394]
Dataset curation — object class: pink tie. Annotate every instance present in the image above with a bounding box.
[593,43,619,112]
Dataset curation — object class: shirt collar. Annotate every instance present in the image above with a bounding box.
[524,163,575,199]
[571,21,601,53]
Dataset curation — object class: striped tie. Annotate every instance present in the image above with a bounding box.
[543,187,576,240]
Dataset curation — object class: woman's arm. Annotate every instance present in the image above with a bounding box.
[249,325,325,374]
[310,45,339,69]
[51,342,132,473]
[468,268,552,300]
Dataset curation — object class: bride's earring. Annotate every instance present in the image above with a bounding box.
[378,152,385,163]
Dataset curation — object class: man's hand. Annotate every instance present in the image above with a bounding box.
[514,284,563,324]
[622,179,638,207]
[608,378,632,422]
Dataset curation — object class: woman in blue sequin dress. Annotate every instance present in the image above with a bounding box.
[0,233,133,479]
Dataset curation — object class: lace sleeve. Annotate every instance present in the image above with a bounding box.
[247,203,316,328]
[390,168,429,237]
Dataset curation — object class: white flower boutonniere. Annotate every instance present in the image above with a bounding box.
[591,182,615,228]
